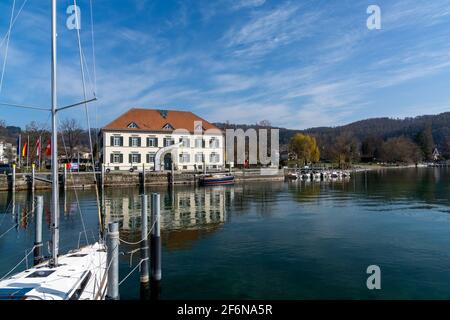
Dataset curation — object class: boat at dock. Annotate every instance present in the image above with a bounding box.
[199,174,235,186]
[0,243,107,300]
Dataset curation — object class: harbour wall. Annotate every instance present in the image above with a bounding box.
[0,169,285,191]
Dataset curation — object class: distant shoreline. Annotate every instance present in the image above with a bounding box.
[353,163,429,171]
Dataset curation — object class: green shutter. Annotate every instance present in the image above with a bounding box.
[129,154,132,163]
[110,136,114,146]
[138,138,141,147]
[110,154,113,163]
[120,137,123,146]
[129,137,132,147]
[119,154,123,163]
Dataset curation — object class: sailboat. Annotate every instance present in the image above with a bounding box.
[0,0,107,300]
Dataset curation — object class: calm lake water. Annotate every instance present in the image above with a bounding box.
[1,167,450,299]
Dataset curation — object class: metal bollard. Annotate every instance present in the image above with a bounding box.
[106,222,120,300]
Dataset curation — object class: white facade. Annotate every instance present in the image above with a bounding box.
[0,141,4,163]
[101,130,224,171]
[0,141,14,164]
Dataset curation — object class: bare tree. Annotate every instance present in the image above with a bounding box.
[60,118,84,160]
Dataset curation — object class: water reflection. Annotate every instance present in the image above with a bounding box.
[1,168,450,299]
[103,186,233,250]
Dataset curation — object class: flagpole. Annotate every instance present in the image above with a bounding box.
[27,135,30,170]
[38,135,42,170]
[18,134,21,168]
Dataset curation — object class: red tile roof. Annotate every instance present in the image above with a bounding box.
[103,108,221,133]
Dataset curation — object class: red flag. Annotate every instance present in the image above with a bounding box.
[35,138,41,156]
[45,141,51,157]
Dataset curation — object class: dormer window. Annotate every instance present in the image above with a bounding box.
[195,123,203,132]
[128,122,139,129]
[159,110,168,118]
[162,123,174,130]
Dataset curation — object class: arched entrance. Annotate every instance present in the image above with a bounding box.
[164,153,172,170]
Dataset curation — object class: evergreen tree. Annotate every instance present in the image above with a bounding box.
[416,123,435,161]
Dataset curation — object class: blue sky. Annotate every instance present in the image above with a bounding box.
[0,0,449,130]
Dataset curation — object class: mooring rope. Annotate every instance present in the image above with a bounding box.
[118,215,159,246]
[118,258,149,287]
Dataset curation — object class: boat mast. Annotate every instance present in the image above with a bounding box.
[50,0,59,266]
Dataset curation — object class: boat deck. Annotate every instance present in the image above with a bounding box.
[0,243,107,300]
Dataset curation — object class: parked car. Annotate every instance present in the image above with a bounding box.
[0,164,12,175]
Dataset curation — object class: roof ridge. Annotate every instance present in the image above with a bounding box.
[102,108,221,132]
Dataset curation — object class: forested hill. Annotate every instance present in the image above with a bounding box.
[214,111,450,159]
[0,125,21,144]
[307,112,450,143]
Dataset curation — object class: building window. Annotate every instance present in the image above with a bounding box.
[162,123,174,130]
[110,153,123,164]
[146,153,156,164]
[179,153,190,163]
[127,122,139,129]
[129,137,141,147]
[195,138,203,148]
[210,152,220,163]
[195,153,204,163]
[209,137,219,148]
[147,137,158,147]
[111,136,123,147]
[164,137,175,147]
[129,153,141,164]
[179,137,190,148]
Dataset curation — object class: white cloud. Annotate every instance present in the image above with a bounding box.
[223,3,322,57]
[231,0,266,10]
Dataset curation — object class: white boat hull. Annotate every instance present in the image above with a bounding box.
[0,242,107,300]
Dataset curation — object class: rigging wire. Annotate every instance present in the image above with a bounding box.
[0,245,37,281]
[0,0,16,94]
[88,0,100,167]
[0,102,49,111]
[73,0,103,238]
[0,199,37,240]
[60,132,90,246]
[89,0,97,96]
[0,0,28,49]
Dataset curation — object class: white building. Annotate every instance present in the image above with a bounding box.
[0,141,15,164]
[100,108,224,171]
[0,141,4,163]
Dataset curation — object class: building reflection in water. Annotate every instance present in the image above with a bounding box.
[103,186,234,250]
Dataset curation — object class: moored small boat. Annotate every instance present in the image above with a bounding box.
[285,172,298,180]
[199,174,235,186]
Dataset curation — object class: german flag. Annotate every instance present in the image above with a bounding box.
[21,143,27,157]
